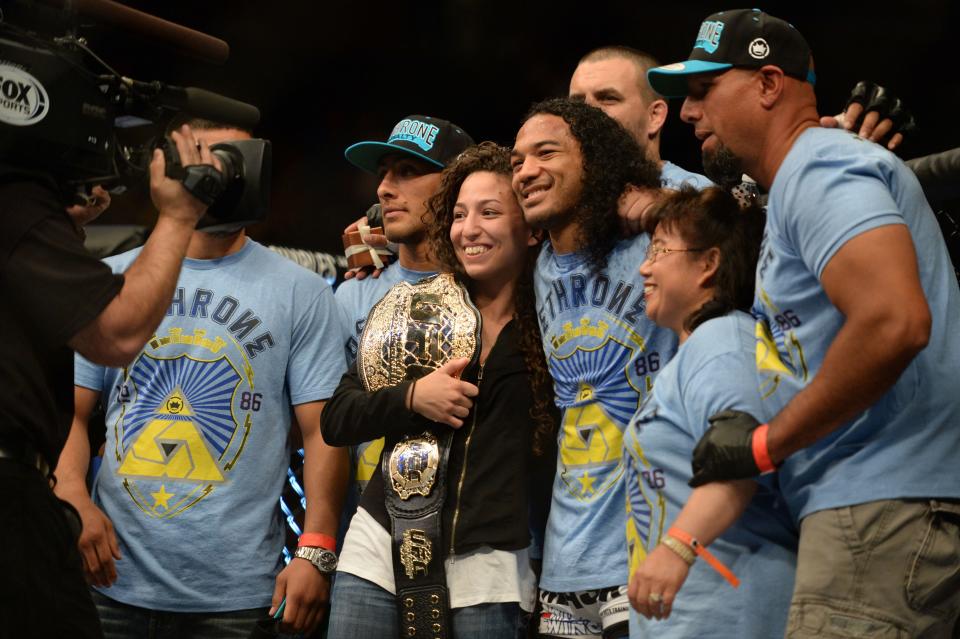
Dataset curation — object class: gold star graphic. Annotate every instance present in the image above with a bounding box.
[578,471,596,495]
[151,484,174,511]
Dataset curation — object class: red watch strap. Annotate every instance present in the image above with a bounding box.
[298,532,336,551]
[751,423,776,474]
[667,527,740,588]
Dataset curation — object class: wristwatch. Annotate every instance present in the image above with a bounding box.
[294,546,338,575]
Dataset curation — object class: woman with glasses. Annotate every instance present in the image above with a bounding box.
[623,187,798,638]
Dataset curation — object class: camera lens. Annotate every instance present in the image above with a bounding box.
[212,146,243,182]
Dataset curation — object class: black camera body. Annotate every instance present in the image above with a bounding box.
[161,136,272,231]
[0,13,268,229]
[0,28,119,185]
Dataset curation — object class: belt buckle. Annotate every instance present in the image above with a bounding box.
[34,453,50,478]
[388,432,440,500]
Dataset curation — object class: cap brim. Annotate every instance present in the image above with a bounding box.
[647,61,733,98]
[344,141,445,174]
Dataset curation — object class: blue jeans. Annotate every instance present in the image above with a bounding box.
[92,590,272,639]
[327,572,527,639]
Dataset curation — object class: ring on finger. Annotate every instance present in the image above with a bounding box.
[648,593,663,604]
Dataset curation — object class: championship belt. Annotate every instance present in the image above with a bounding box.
[357,273,480,639]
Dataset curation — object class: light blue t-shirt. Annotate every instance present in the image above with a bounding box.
[74,239,348,611]
[660,161,713,191]
[536,235,678,592]
[334,263,436,496]
[754,127,960,521]
[625,312,797,638]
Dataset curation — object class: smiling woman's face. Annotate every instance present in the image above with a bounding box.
[639,223,712,337]
[449,171,535,286]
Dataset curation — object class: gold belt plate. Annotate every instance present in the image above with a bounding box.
[357,273,480,392]
[388,431,440,500]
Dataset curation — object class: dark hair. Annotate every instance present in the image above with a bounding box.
[165,115,255,136]
[427,142,557,456]
[521,98,660,272]
[643,186,765,332]
[577,45,663,103]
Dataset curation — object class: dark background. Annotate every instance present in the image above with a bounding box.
[36,0,960,253]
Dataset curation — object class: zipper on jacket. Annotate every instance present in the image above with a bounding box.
[449,363,482,555]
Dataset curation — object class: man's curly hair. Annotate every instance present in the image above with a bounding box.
[520,98,661,271]
[426,142,557,457]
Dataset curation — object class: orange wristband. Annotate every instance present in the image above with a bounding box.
[298,533,336,551]
[667,526,740,588]
[751,424,776,474]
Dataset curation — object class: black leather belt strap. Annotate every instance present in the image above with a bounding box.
[383,429,455,639]
[0,437,51,478]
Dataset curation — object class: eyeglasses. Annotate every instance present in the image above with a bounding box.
[644,243,709,264]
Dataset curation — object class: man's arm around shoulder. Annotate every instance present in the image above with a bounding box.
[691,224,930,485]
[767,224,930,460]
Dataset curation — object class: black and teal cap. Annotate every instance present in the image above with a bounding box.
[648,8,816,98]
[344,115,475,174]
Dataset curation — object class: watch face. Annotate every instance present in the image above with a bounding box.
[296,547,337,574]
[317,550,338,572]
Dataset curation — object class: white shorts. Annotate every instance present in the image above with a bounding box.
[538,586,630,638]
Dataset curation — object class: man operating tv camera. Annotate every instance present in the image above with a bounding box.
[0,9,254,637]
[0,119,220,639]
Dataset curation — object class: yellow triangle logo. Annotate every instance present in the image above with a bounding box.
[118,388,225,482]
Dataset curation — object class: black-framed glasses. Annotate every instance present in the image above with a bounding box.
[644,244,709,264]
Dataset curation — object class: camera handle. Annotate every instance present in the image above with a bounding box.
[160,138,225,206]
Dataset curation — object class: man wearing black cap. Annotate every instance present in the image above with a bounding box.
[567,46,903,222]
[338,115,475,358]
[335,115,474,507]
[648,9,960,637]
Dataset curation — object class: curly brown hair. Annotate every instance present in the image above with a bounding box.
[426,142,557,456]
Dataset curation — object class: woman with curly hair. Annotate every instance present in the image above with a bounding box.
[323,142,556,638]
[624,187,797,638]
